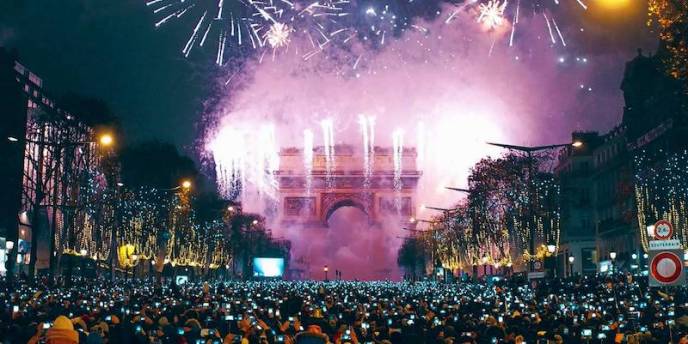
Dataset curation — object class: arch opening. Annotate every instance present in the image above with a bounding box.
[324,199,369,226]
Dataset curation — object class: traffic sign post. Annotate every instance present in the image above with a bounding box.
[649,249,685,287]
[647,220,684,287]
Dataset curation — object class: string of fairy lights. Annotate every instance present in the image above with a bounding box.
[635,149,688,251]
[412,153,561,272]
[63,178,232,270]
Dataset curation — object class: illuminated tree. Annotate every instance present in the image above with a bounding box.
[648,0,688,87]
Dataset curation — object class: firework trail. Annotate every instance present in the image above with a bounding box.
[392,129,404,213]
[208,124,279,202]
[148,0,352,64]
[320,119,335,189]
[303,128,314,194]
[359,114,375,189]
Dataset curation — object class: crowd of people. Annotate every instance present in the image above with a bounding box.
[3,273,688,344]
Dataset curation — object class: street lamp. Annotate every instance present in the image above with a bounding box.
[181,179,192,190]
[547,244,557,254]
[610,251,617,274]
[99,134,114,146]
[324,265,329,281]
[568,256,575,277]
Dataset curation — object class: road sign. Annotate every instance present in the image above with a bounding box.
[654,220,674,240]
[649,239,682,251]
[649,249,685,287]
[533,261,543,271]
[528,271,546,280]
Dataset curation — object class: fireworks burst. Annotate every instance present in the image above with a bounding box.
[264,22,291,48]
[147,0,351,64]
[477,0,508,30]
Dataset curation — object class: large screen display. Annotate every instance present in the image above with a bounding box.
[253,257,285,277]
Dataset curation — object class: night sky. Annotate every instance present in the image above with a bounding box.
[1,0,217,152]
[1,0,656,154]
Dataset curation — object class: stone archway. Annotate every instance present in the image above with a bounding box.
[276,144,421,227]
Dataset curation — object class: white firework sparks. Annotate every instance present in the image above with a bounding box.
[148,0,351,64]
[264,22,292,48]
[477,0,508,30]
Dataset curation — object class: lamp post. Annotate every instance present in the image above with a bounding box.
[324,265,329,281]
[568,255,575,277]
[609,251,617,274]
[131,254,139,280]
[79,249,87,278]
[546,244,557,277]
[487,140,583,272]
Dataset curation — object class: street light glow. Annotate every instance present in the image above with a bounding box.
[547,244,557,254]
[572,140,583,148]
[609,251,617,260]
[181,180,192,189]
[99,134,114,146]
[7,136,18,142]
[568,256,575,263]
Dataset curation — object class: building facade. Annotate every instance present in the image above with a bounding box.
[556,48,687,274]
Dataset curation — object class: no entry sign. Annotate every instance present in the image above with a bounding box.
[649,249,685,287]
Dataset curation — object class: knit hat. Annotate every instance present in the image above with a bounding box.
[46,315,79,344]
[108,315,120,325]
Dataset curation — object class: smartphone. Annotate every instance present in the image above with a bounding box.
[288,316,294,322]
[12,305,19,313]
[582,329,592,337]
[178,328,185,335]
[225,315,234,321]
[106,315,112,321]
[276,335,285,343]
